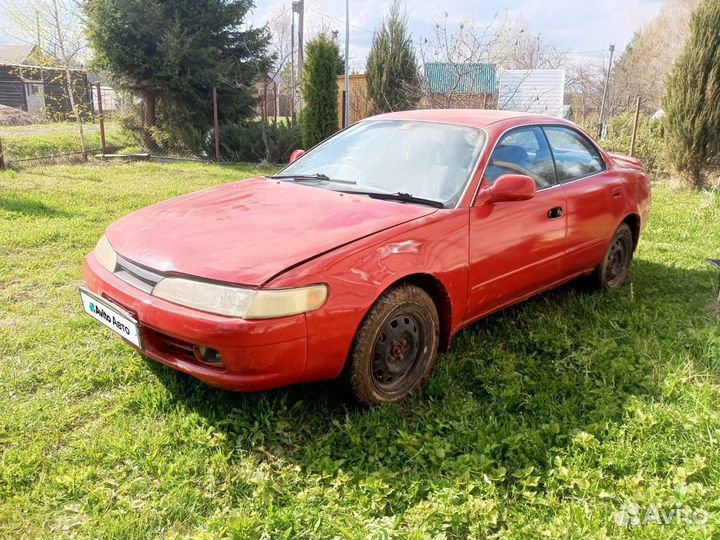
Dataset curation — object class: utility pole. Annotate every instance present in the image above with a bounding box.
[297,0,304,90]
[292,0,304,110]
[35,10,41,48]
[344,0,350,128]
[290,5,296,122]
[598,42,615,139]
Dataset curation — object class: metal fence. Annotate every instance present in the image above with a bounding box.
[0,83,297,169]
[0,76,650,170]
[0,84,133,168]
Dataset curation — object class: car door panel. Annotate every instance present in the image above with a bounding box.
[542,126,625,275]
[560,174,625,274]
[466,126,567,322]
[467,187,567,321]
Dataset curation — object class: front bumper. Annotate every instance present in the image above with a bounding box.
[83,254,308,391]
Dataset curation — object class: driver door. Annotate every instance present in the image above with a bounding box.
[466,126,568,321]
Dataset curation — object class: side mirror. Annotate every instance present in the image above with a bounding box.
[289,149,305,164]
[489,174,536,202]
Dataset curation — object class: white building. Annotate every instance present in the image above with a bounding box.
[498,69,566,117]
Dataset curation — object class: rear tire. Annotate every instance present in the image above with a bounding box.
[343,285,439,406]
[591,223,633,291]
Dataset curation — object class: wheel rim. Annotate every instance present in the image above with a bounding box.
[606,235,630,288]
[371,312,426,393]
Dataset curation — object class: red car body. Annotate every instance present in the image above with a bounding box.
[83,110,651,392]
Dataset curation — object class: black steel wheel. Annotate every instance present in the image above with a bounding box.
[344,285,439,406]
[592,223,634,291]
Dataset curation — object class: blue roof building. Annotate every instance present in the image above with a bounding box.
[424,63,497,95]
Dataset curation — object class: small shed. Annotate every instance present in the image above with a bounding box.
[337,74,372,128]
[0,44,93,119]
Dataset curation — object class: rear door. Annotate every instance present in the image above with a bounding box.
[542,126,625,275]
[466,126,567,321]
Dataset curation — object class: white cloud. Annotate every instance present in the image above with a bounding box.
[251,0,665,69]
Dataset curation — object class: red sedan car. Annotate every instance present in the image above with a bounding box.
[81,110,651,405]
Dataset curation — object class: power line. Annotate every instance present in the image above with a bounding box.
[308,6,374,34]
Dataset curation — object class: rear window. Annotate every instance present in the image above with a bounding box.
[543,127,605,182]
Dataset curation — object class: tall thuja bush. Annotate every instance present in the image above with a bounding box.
[301,34,340,149]
[366,0,420,113]
[663,0,720,188]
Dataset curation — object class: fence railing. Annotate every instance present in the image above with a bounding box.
[0,81,649,170]
[0,83,303,169]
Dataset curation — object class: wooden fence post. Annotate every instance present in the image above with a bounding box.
[0,137,5,170]
[630,96,642,158]
[213,87,220,161]
[96,83,107,154]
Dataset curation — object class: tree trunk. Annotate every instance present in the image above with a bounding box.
[143,90,159,152]
[63,69,88,160]
[52,0,87,160]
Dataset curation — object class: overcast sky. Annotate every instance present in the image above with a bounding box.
[249,0,666,69]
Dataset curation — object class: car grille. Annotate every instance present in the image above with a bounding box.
[113,255,164,293]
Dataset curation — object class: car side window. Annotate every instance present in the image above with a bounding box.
[543,126,605,182]
[484,127,557,189]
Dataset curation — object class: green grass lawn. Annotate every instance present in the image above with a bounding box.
[1,161,719,539]
[1,121,135,162]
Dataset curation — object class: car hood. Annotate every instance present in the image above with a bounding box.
[106,177,437,286]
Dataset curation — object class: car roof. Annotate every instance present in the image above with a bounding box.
[368,109,568,130]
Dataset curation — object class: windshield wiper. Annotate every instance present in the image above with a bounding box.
[270,173,357,185]
[348,191,445,208]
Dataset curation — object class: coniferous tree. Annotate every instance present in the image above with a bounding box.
[301,34,340,148]
[84,0,272,152]
[663,0,720,187]
[365,0,420,113]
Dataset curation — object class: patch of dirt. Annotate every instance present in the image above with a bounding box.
[0,104,34,126]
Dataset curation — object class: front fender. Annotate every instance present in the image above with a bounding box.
[268,209,470,381]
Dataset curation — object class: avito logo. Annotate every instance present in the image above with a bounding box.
[89,301,132,337]
[89,302,112,323]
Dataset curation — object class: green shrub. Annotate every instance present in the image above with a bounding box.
[208,119,302,164]
[301,34,340,148]
[601,112,667,177]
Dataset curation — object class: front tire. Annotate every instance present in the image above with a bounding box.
[344,285,440,406]
[592,223,634,291]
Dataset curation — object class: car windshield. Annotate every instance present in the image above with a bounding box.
[277,120,486,206]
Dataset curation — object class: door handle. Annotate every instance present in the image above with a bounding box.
[611,189,622,198]
[547,206,563,219]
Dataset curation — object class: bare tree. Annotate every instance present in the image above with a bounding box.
[564,57,606,124]
[416,11,566,111]
[612,0,701,112]
[266,5,295,119]
[490,14,566,70]
[1,0,88,156]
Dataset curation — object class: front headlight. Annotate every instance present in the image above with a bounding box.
[244,285,328,320]
[152,278,327,319]
[94,234,117,272]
